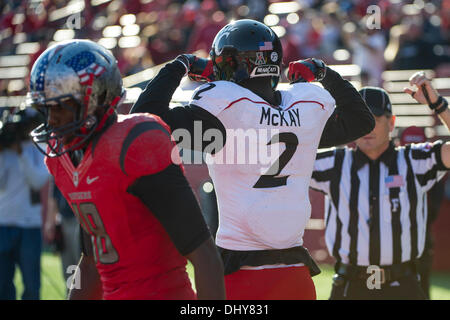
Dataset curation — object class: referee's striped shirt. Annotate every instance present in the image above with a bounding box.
[311,141,448,267]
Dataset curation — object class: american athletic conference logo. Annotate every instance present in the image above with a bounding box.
[254,52,265,65]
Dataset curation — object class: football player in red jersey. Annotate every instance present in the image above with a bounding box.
[26,39,225,300]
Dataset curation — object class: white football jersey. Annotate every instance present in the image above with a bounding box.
[189,81,335,250]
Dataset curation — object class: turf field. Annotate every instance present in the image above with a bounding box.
[12,252,450,300]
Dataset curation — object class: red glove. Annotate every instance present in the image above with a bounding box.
[176,54,215,82]
[288,58,326,83]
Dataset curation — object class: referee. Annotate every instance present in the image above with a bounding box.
[311,72,450,300]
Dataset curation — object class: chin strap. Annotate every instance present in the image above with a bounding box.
[66,94,121,152]
[79,74,96,136]
[95,106,115,132]
[80,64,108,130]
[96,95,121,131]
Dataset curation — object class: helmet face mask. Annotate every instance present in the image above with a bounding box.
[27,39,123,157]
[210,19,283,89]
[30,94,97,157]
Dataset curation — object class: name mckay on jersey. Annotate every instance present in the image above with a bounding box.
[259,106,301,127]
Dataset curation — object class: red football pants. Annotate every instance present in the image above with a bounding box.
[225,265,316,300]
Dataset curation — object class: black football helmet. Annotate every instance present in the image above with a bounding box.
[210,19,283,89]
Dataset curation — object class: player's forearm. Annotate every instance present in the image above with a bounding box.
[193,262,226,300]
[319,68,375,147]
[437,104,450,168]
[431,97,450,169]
[130,60,185,115]
[68,254,103,300]
[186,238,226,300]
[437,101,450,132]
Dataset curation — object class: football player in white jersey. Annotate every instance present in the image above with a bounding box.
[131,19,375,299]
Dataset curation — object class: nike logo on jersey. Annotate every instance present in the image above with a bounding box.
[260,107,301,127]
[86,176,99,185]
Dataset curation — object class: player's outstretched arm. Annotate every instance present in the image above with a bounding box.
[130,59,185,116]
[68,230,103,300]
[404,72,450,168]
[288,59,375,148]
[185,237,226,300]
[130,54,212,118]
[319,67,375,147]
[130,55,225,153]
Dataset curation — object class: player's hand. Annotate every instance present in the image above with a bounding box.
[176,54,215,82]
[288,58,326,84]
[404,71,439,106]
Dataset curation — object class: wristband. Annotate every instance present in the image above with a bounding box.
[435,98,448,115]
[175,56,189,76]
[428,95,443,110]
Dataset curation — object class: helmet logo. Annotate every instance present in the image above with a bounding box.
[258,42,273,51]
[270,52,278,63]
[250,65,280,78]
[65,51,106,85]
[255,52,265,65]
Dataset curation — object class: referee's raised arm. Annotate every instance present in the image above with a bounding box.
[312,80,449,300]
[404,71,450,169]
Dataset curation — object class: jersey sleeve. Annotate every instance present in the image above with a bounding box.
[407,140,449,193]
[188,81,239,117]
[310,148,337,194]
[120,118,180,179]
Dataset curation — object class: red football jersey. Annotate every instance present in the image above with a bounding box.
[45,113,196,300]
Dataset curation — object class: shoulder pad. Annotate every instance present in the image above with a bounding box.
[104,114,176,177]
[115,113,170,131]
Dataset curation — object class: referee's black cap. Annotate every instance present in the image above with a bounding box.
[358,87,392,116]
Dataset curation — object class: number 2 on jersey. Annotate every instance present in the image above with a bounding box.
[72,202,119,264]
[253,132,299,188]
[193,83,216,100]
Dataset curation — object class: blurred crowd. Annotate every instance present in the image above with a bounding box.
[282,0,450,85]
[0,0,449,95]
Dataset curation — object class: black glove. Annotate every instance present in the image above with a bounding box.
[288,58,326,84]
[175,54,215,82]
